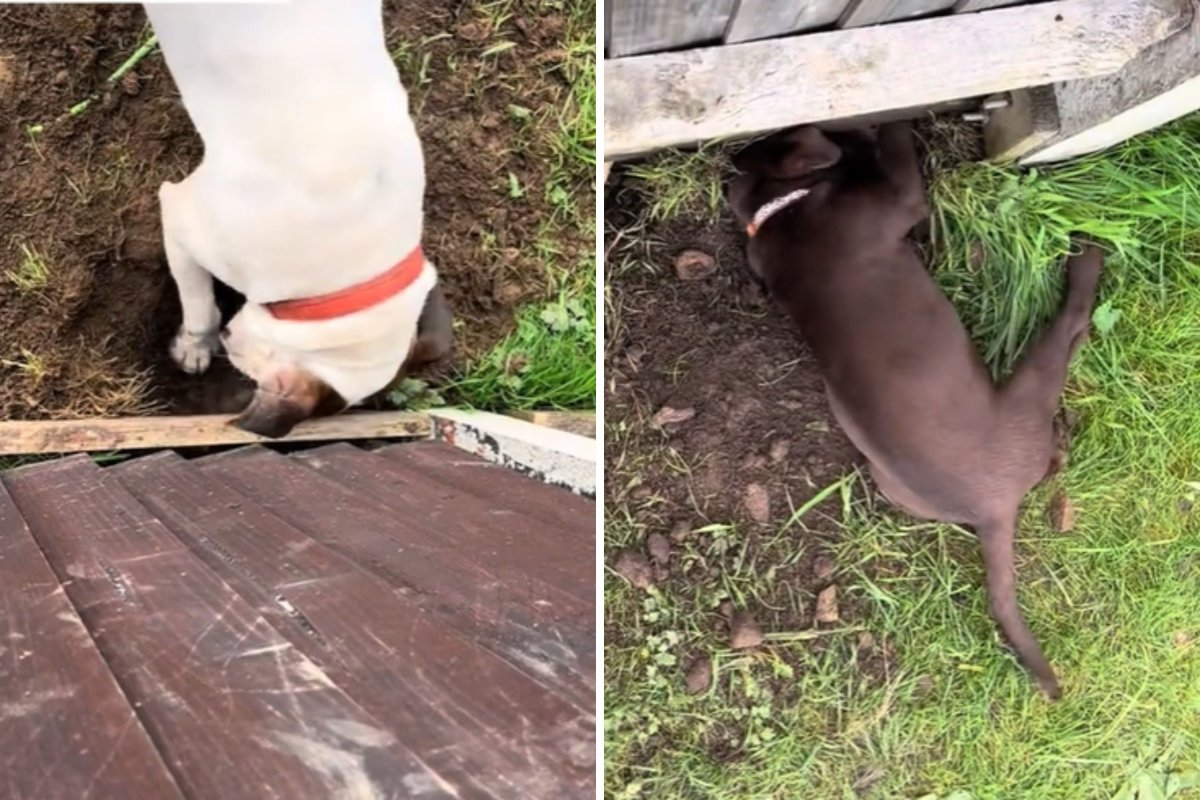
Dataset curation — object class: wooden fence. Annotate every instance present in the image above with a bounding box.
[605,0,1036,57]
[603,0,1200,164]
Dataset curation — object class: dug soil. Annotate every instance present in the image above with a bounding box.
[605,190,860,616]
[0,2,589,419]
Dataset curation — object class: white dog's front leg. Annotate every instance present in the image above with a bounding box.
[160,180,220,374]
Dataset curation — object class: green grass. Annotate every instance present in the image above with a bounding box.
[605,116,1200,798]
[445,0,597,411]
[6,243,51,292]
[624,146,728,224]
[453,265,595,409]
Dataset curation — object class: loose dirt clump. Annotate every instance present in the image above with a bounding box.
[0,1,590,419]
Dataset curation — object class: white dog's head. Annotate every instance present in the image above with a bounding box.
[221,281,452,438]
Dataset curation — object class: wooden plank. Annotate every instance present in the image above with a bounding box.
[0,481,184,800]
[379,440,594,532]
[2,457,456,800]
[0,411,430,456]
[604,0,1189,158]
[508,409,596,438]
[954,0,1026,11]
[1007,8,1200,163]
[294,443,592,601]
[112,453,594,796]
[725,0,850,43]
[608,0,737,57]
[840,0,955,27]
[196,447,597,708]
[984,85,1062,161]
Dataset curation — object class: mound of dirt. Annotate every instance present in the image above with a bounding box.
[0,1,589,419]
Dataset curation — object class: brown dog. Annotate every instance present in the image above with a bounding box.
[728,121,1102,699]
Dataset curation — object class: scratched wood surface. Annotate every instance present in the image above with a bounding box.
[296,443,593,602]
[112,453,593,796]
[378,440,594,530]
[0,482,184,800]
[2,457,447,799]
[0,444,596,798]
[199,446,596,710]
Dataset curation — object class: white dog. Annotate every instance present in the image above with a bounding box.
[145,0,451,437]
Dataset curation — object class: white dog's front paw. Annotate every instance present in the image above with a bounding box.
[170,328,219,374]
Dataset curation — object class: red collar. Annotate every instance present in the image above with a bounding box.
[265,245,425,322]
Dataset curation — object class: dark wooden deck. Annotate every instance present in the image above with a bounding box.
[0,441,595,799]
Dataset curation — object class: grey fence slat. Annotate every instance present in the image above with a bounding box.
[608,0,738,57]
[954,0,1027,11]
[839,0,956,26]
[725,0,851,43]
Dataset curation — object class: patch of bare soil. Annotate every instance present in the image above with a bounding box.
[605,181,860,616]
[0,1,587,419]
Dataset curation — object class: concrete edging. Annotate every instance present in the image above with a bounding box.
[428,409,596,498]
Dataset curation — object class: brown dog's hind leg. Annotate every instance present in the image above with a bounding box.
[977,514,1061,699]
[1001,243,1103,420]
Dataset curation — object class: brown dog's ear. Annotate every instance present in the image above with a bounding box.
[731,126,842,181]
[409,283,454,366]
[771,127,842,179]
[233,368,348,439]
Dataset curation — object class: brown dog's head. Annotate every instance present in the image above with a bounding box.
[727,126,843,227]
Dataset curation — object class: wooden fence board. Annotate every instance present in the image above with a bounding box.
[0,411,429,456]
[840,0,955,26]
[604,0,1189,158]
[0,481,184,800]
[3,457,451,800]
[113,453,593,796]
[725,0,850,43]
[954,0,1027,11]
[608,0,737,57]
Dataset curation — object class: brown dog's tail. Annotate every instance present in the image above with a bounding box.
[976,515,1061,700]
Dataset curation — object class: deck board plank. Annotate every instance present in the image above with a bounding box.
[379,440,593,531]
[296,443,592,602]
[113,452,594,795]
[196,447,596,711]
[3,457,457,800]
[0,480,184,800]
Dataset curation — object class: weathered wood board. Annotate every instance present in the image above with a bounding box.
[724,0,850,43]
[999,7,1200,163]
[954,0,1027,11]
[113,452,593,796]
[608,0,738,57]
[0,411,430,456]
[4,457,446,800]
[840,0,956,27]
[0,482,184,800]
[604,0,1189,158]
